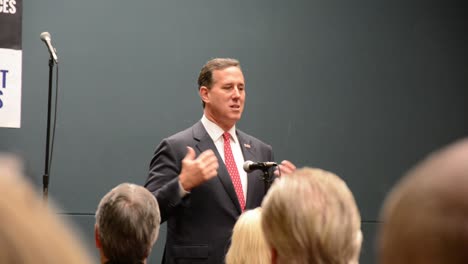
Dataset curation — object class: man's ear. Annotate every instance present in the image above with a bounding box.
[271,247,278,264]
[199,86,210,104]
[94,224,102,249]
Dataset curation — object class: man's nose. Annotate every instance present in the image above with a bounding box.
[232,87,241,98]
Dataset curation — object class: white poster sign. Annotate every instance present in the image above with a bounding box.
[0,0,22,128]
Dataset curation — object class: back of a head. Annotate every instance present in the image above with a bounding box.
[378,138,468,264]
[0,155,94,263]
[226,208,271,264]
[96,183,160,264]
[261,167,362,264]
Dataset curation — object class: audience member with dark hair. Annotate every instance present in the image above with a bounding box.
[226,207,271,264]
[262,167,362,264]
[378,138,468,264]
[0,155,94,263]
[95,183,160,264]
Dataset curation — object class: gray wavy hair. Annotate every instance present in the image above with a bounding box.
[95,183,160,263]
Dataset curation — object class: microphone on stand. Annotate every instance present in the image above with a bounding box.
[243,161,277,173]
[39,31,60,201]
[40,32,58,63]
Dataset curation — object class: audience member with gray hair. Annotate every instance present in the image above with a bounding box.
[261,167,362,264]
[378,138,468,264]
[95,183,161,264]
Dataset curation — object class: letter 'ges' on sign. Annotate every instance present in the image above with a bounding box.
[0,0,17,14]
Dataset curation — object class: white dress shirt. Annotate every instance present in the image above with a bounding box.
[201,115,247,199]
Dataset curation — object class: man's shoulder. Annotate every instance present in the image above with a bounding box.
[164,121,204,143]
[167,126,193,140]
[236,129,272,150]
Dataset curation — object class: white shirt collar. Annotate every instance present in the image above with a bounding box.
[201,115,238,143]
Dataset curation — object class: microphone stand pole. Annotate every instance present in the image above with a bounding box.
[261,168,274,195]
[43,57,55,201]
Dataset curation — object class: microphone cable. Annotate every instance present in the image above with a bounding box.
[48,64,59,173]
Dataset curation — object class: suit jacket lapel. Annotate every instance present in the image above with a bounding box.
[192,121,242,214]
[238,131,263,210]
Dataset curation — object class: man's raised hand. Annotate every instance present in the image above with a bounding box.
[179,147,219,191]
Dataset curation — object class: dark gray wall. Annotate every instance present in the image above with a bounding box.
[1,1,467,263]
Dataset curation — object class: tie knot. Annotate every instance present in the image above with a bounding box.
[223,132,231,141]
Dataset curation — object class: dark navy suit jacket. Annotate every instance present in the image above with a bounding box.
[145,121,274,264]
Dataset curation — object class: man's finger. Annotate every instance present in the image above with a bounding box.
[279,160,296,173]
[280,160,296,171]
[184,146,196,161]
[197,149,215,162]
[205,161,219,172]
[203,155,218,166]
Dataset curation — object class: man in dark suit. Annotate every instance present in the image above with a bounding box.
[145,58,295,264]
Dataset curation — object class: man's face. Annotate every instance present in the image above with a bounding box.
[201,66,245,130]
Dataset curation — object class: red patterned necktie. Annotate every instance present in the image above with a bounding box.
[223,132,245,211]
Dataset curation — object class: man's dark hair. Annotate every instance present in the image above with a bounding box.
[197,58,241,108]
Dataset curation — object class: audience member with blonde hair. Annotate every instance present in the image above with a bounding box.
[95,183,161,264]
[378,138,468,264]
[0,155,94,263]
[226,207,271,264]
[261,167,362,264]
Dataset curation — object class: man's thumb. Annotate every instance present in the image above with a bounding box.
[184,146,196,160]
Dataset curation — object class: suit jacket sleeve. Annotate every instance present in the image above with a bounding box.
[144,138,187,223]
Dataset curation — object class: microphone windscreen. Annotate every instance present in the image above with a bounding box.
[243,160,254,172]
[40,32,51,41]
